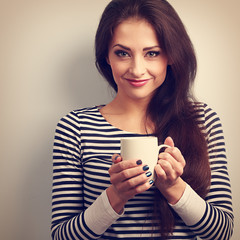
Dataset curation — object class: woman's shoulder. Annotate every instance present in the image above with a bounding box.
[56,105,103,127]
[192,102,219,120]
[72,105,102,115]
[62,105,102,119]
[192,102,223,135]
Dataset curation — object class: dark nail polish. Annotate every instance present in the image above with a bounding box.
[149,179,154,185]
[143,165,149,171]
[114,155,119,161]
[146,171,152,177]
[136,160,142,165]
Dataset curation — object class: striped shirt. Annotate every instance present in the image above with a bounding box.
[51,103,234,239]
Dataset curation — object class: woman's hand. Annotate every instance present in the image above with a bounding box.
[154,137,186,204]
[106,154,153,214]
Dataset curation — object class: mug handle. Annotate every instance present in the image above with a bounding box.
[158,144,171,152]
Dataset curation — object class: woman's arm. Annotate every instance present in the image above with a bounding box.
[157,105,234,239]
[187,105,234,239]
[51,112,121,240]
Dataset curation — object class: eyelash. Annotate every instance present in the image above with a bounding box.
[114,50,160,58]
[146,51,160,57]
[114,50,130,57]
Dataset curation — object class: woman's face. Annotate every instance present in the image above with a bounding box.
[107,18,168,103]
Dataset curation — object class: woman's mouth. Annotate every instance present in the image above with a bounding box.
[126,79,150,87]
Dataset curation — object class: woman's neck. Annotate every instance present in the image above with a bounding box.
[100,96,154,134]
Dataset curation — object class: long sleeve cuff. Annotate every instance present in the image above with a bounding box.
[84,189,124,235]
[169,183,206,226]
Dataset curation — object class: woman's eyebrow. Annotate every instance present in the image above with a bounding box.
[143,46,161,51]
[112,44,161,51]
[112,44,131,51]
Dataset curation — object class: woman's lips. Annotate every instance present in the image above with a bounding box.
[126,79,150,87]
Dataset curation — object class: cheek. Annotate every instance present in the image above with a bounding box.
[110,63,128,80]
[151,63,168,80]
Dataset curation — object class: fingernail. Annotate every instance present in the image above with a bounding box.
[136,160,142,165]
[146,171,152,177]
[114,155,119,161]
[143,165,149,171]
[149,179,154,185]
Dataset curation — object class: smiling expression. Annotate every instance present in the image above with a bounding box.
[107,18,169,103]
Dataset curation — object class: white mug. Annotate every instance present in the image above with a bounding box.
[120,136,170,180]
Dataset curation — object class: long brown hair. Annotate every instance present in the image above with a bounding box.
[95,0,211,238]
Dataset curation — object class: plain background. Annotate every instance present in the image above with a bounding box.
[0,0,239,239]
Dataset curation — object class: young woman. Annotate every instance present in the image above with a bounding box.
[51,0,234,239]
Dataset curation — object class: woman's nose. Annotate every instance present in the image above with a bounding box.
[129,56,146,77]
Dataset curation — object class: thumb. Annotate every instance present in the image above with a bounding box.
[164,136,174,147]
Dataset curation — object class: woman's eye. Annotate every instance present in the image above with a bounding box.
[114,50,130,57]
[146,51,160,57]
